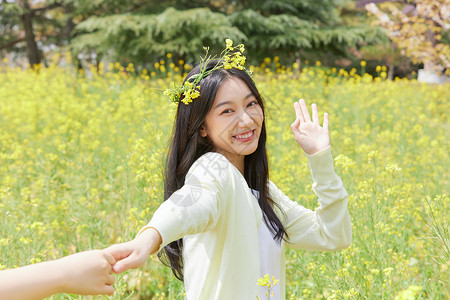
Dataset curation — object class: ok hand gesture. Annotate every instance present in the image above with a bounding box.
[290,99,330,155]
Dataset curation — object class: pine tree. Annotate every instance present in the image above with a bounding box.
[229,0,388,63]
[1,0,389,67]
[71,6,245,66]
[70,0,388,66]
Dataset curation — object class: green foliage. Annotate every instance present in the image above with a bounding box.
[72,7,245,65]
[229,7,388,63]
[258,0,340,24]
[69,0,388,66]
[0,3,28,56]
[0,0,390,69]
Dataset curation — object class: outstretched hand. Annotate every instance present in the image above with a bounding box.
[0,249,117,299]
[57,250,116,295]
[104,227,162,274]
[290,99,330,155]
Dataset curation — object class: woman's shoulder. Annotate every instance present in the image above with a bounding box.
[186,152,236,183]
[190,152,232,172]
[267,179,280,196]
[192,151,229,166]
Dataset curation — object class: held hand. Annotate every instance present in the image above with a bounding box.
[104,228,162,274]
[290,99,330,155]
[57,250,116,296]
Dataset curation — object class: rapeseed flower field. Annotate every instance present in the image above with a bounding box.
[0,57,448,299]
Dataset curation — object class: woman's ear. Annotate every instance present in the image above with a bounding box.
[200,124,207,137]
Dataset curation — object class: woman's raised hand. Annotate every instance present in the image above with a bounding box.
[290,99,330,155]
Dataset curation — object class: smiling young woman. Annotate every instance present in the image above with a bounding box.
[104,43,351,300]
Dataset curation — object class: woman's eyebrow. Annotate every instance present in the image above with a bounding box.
[213,93,254,110]
[214,101,232,110]
[243,92,254,100]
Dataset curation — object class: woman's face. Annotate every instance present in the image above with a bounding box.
[200,76,264,165]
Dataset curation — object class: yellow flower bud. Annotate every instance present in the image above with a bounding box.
[226,39,233,50]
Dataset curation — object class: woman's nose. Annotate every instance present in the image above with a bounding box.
[238,110,254,127]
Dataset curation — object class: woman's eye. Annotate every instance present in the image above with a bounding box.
[248,101,258,107]
[221,109,233,114]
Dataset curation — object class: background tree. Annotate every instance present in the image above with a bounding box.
[70,0,388,67]
[229,0,388,65]
[71,6,246,68]
[0,0,63,66]
[0,0,153,66]
[359,0,449,73]
[1,0,389,68]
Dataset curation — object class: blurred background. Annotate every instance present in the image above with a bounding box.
[0,0,448,80]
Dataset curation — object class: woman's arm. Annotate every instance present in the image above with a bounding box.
[271,147,352,250]
[0,250,116,300]
[105,152,233,274]
[272,99,351,250]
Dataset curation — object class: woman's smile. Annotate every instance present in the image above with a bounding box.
[232,129,255,142]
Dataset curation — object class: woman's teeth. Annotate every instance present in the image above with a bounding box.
[235,130,253,139]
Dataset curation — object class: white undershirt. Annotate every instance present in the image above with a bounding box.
[251,189,282,300]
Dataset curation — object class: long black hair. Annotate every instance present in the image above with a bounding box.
[158,60,287,281]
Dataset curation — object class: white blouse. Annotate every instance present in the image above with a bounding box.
[140,147,352,300]
[258,220,282,299]
[252,189,282,300]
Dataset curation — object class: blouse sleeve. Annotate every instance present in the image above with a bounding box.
[270,146,352,251]
[138,152,233,251]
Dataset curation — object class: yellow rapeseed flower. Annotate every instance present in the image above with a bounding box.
[2,48,448,299]
[226,38,233,50]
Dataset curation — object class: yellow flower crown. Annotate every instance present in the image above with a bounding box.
[163,39,251,105]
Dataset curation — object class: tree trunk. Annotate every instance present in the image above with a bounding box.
[424,28,437,72]
[63,4,75,41]
[20,2,40,66]
[387,62,394,80]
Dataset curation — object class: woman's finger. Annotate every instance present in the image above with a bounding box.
[104,244,131,261]
[299,99,311,122]
[290,118,300,131]
[312,103,319,124]
[103,251,116,266]
[112,251,144,273]
[323,113,329,130]
[112,259,128,274]
[293,101,303,122]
